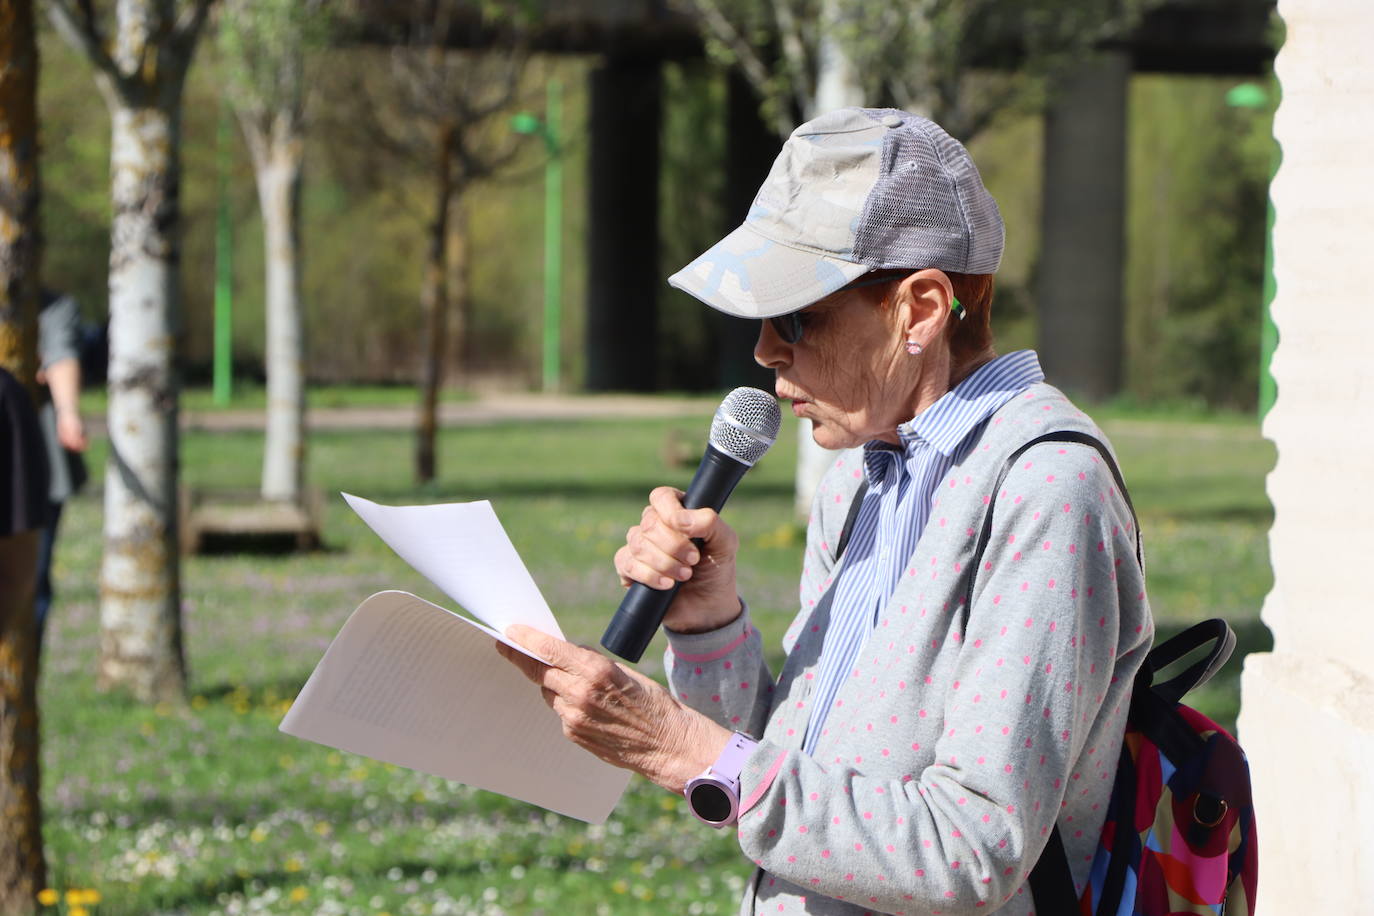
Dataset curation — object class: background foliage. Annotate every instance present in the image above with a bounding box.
[37,22,1273,406]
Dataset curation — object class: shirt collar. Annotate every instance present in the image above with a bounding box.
[898,349,1044,457]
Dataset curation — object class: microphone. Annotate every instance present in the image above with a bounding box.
[601,387,782,662]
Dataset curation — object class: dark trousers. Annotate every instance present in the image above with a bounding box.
[35,499,62,656]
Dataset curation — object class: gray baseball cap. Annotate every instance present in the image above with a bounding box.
[668,107,1004,320]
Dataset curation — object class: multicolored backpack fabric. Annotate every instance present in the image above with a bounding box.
[1029,619,1260,915]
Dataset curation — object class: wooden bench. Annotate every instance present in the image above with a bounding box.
[179,486,324,554]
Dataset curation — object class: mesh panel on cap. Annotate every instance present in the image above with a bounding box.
[851,113,1004,274]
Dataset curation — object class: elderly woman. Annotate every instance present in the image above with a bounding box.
[500,108,1153,915]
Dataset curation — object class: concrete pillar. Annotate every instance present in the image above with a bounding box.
[1235,1,1374,912]
[1036,51,1130,401]
[585,57,661,391]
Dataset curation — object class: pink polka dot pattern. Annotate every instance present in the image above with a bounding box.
[663,380,1153,916]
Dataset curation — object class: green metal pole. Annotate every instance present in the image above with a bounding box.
[542,81,563,393]
[1225,82,1278,419]
[1258,189,1278,418]
[213,102,234,405]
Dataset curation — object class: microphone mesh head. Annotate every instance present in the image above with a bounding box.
[709,387,782,467]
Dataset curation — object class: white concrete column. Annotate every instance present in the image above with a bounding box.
[1235,1,1374,911]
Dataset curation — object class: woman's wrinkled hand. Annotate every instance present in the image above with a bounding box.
[614,486,742,634]
[497,625,730,794]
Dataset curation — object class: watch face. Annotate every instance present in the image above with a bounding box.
[688,782,734,824]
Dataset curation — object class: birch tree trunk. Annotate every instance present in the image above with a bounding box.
[795,0,866,517]
[245,120,306,503]
[416,123,454,485]
[0,0,47,905]
[46,0,209,706]
[99,98,189,702]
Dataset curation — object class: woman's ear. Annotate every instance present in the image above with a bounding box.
[894,269,955,348]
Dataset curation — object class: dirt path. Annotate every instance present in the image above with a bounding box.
[88,392,721,435]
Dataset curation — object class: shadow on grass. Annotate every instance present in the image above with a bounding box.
[192,674,314,703]
[360,478,799,503]
[145,857,508,912]
[1144,505,1275,525]
[192,533,344,556]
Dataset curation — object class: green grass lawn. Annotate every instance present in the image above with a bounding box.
[39,406,1274,915]
[78,383,476,416]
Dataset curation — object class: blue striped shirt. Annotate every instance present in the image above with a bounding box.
[800,349,1045,755]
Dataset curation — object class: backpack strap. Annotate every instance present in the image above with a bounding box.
[1143,618,1235,706]
[959,429,1140,632]
[834,479,869,562]
[957,430,1141,914]
[1027,829,1079,911]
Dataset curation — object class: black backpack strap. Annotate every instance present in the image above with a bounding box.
[834,479,869,562]
[1027,828,1079,912]
[956,431,1141,914]
[960,430,1140,632]
[1143,618,1235,706]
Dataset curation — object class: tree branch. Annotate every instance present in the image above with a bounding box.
[170,0,215,61]
[687,0,774,107]
[44,0,124,103]
[773,0,813,131]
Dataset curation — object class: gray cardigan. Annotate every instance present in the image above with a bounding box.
[666,382,1154,916]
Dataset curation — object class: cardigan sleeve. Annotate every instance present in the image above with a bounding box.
[664,447,867,738]
[664,603,775,738]
[728,441,1152,914]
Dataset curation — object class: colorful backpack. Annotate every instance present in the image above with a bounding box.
[837,430,1260,914]
[1028,618,1259,916]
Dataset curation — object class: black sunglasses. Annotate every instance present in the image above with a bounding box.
[767,273,965,345]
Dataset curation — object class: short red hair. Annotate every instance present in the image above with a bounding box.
[853,269,997,376]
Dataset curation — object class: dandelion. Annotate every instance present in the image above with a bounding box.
[289,886,308,903]
[36,888,57,906]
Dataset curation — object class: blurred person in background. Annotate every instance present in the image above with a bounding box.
[2,365,48,647]
[35,289,90,656]
[501,108,1153,915]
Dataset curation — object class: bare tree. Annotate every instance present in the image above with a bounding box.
[0,0,47,906]
[687,0,1149,139]
[342,4,528,484]
[218,0,330,504]
[47,0,214,703]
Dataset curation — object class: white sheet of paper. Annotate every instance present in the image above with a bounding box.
[341,493,564,641]
[280,590,630,824]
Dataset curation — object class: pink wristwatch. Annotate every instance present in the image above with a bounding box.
[685,732,758,827]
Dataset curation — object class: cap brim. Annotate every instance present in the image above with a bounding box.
[667,222,869,320]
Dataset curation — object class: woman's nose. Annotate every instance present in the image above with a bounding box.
[754,320,791,369]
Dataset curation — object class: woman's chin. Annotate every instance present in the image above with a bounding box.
[809,423,861,451]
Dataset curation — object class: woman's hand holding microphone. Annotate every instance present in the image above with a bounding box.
[497,485,741,791]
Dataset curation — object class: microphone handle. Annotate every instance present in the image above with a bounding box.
[600,446,750,662]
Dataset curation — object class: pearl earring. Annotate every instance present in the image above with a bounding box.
[905,340,923,356]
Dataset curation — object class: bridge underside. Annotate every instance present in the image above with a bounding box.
[345,0,1277,393]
